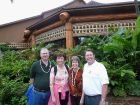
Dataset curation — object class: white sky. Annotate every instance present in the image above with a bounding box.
[0,0,135,25]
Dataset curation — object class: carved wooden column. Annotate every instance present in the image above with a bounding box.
[59,12,73,49]
[65,22,73,48]
[31,32,36,47]
[27,32,36,48]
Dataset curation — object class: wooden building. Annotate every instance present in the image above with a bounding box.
[0,0,138,49]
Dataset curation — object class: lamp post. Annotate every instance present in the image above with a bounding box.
[134,0,140,16]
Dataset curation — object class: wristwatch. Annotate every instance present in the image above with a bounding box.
[101,98,105,102]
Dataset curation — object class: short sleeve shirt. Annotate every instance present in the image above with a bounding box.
[83,60,109,96]
[50,66,69,92]
[30,60,55,90]
[69,68,83,96]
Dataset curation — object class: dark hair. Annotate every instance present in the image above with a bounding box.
[84,48,95,55]
[55,53,66,60]
[71,56,80,66]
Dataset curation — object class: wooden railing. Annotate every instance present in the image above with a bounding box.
[0,42,28,49]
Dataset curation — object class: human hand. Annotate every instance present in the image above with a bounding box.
[79,102,84,105]
[52,97,56,104]
[99,100,106,105]
[79,99,84,105]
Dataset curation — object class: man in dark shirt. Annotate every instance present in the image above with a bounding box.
[30,47,55,105]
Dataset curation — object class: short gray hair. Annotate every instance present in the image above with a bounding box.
[40,47,49,54]
[71,56,80,66]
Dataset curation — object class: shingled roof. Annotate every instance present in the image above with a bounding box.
[42,0,86,15]
[86,0,104,6]
[26,1,138,30]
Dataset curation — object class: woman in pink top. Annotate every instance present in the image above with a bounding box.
[48,53,71,105]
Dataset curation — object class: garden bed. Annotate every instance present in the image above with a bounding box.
[106,95,140,105]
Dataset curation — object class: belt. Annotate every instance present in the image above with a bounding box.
[87,94,101,98]
[34,87,50,92]
[72,94,81,97]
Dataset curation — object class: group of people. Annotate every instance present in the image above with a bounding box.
[26,47,109,105]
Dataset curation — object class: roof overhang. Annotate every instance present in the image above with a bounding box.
[26,1,139,30]
[23,1,139,42]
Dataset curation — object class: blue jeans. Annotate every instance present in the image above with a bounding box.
[84,94,101,105]
[33,89,50,105]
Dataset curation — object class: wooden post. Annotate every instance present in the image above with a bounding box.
[31,33,36,48]
[27,42,30,49]
[65,22,73,49]
[59,12,73,49]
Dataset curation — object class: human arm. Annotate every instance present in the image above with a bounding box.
[80,90,84,105]
[99,64,109,105]
[30,78,34,84]
[29,62,36,85]
[79,69,84,105]
[99,84,108,105]
[50,67,56,104]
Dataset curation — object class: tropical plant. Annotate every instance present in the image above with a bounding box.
[0,75,28,105]
[0,14,140,105]
[0,41,58,104]
[0,50,32,105]
[67,16,140,96]
[55,45,86,67]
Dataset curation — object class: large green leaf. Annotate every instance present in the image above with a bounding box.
[112,36,132,51]
[110,80,119,86]
[121,72,125,77]
[116,58,126,62]
[121,70,136,77]
[132,29,139,50]
[104,43,123,56]
[112,28,125,36]
[135,16,140,29]
[125,28,131,37]
[135,16,140,49]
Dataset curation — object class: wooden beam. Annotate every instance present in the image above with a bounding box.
[23,12,137,42]
[59,12,70,22]
[69,13,137,23]
[22,38,27,42]
[24,30,32,36]
[34,20,65,36]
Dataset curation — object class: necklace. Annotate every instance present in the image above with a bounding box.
[71,68,79,86]
[57,66,66,84]
[40,60,51,73]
